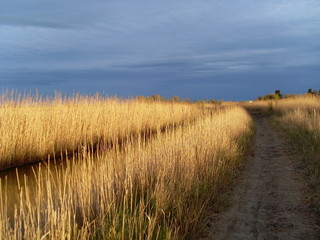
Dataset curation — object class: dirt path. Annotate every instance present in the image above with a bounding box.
[201,110,317,240]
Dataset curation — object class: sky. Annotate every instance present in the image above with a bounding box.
[1,0,319,101]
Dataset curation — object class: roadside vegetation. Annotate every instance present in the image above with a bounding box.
[271,95,320,218]
[245,93,320,225]
[0,93,253,239]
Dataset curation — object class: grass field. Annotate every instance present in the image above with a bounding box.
[3,92,319,239]
[0,94,253,239]
[0,92,205,170]
[271,96,320,176]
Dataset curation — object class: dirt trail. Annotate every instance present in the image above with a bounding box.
[201,110,317,240]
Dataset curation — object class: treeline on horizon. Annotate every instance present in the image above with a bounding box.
[256,88,320,101]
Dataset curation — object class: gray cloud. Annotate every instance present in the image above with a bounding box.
[0,15,74,29]
[1,0,319,100]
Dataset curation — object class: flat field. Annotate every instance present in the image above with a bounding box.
[0,94,253,239]
[2,94,318,239]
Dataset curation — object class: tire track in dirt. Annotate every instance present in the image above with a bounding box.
[200,109,317,240]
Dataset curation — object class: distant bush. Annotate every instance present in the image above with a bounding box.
[257,90,283,101]
[307,88,320,95]
[257,93,281,101]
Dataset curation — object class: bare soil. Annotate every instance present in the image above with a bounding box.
[199,109,318,240]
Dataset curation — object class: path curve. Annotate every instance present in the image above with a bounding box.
[201,109,317,240]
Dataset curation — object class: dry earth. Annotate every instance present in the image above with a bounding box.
[199,109,318,240]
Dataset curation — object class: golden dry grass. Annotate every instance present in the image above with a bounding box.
[0,93,204,170]
[243,95,320,178]
[264,95,320,227]
[0,105,253,239]
[271,95,320,152]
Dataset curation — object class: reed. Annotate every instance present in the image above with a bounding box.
[0,106,253,239]
[0,92,203,170]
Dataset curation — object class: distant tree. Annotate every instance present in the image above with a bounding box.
[256,93,281,101]
[308,88,314,94]
[274,90,282,99]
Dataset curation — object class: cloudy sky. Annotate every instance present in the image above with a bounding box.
[1,0,319,100]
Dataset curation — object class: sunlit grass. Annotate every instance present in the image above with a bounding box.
[0,105,253,239]
[0,92,203,170]
[267,95,320,223]
[271,95,320,161]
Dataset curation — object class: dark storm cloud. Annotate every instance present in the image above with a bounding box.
[1,0,319,100]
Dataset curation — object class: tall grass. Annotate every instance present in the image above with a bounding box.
[0,92,203,170]
[271,95,320,221]
[0,106,253,239]
[272,96,320,163]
